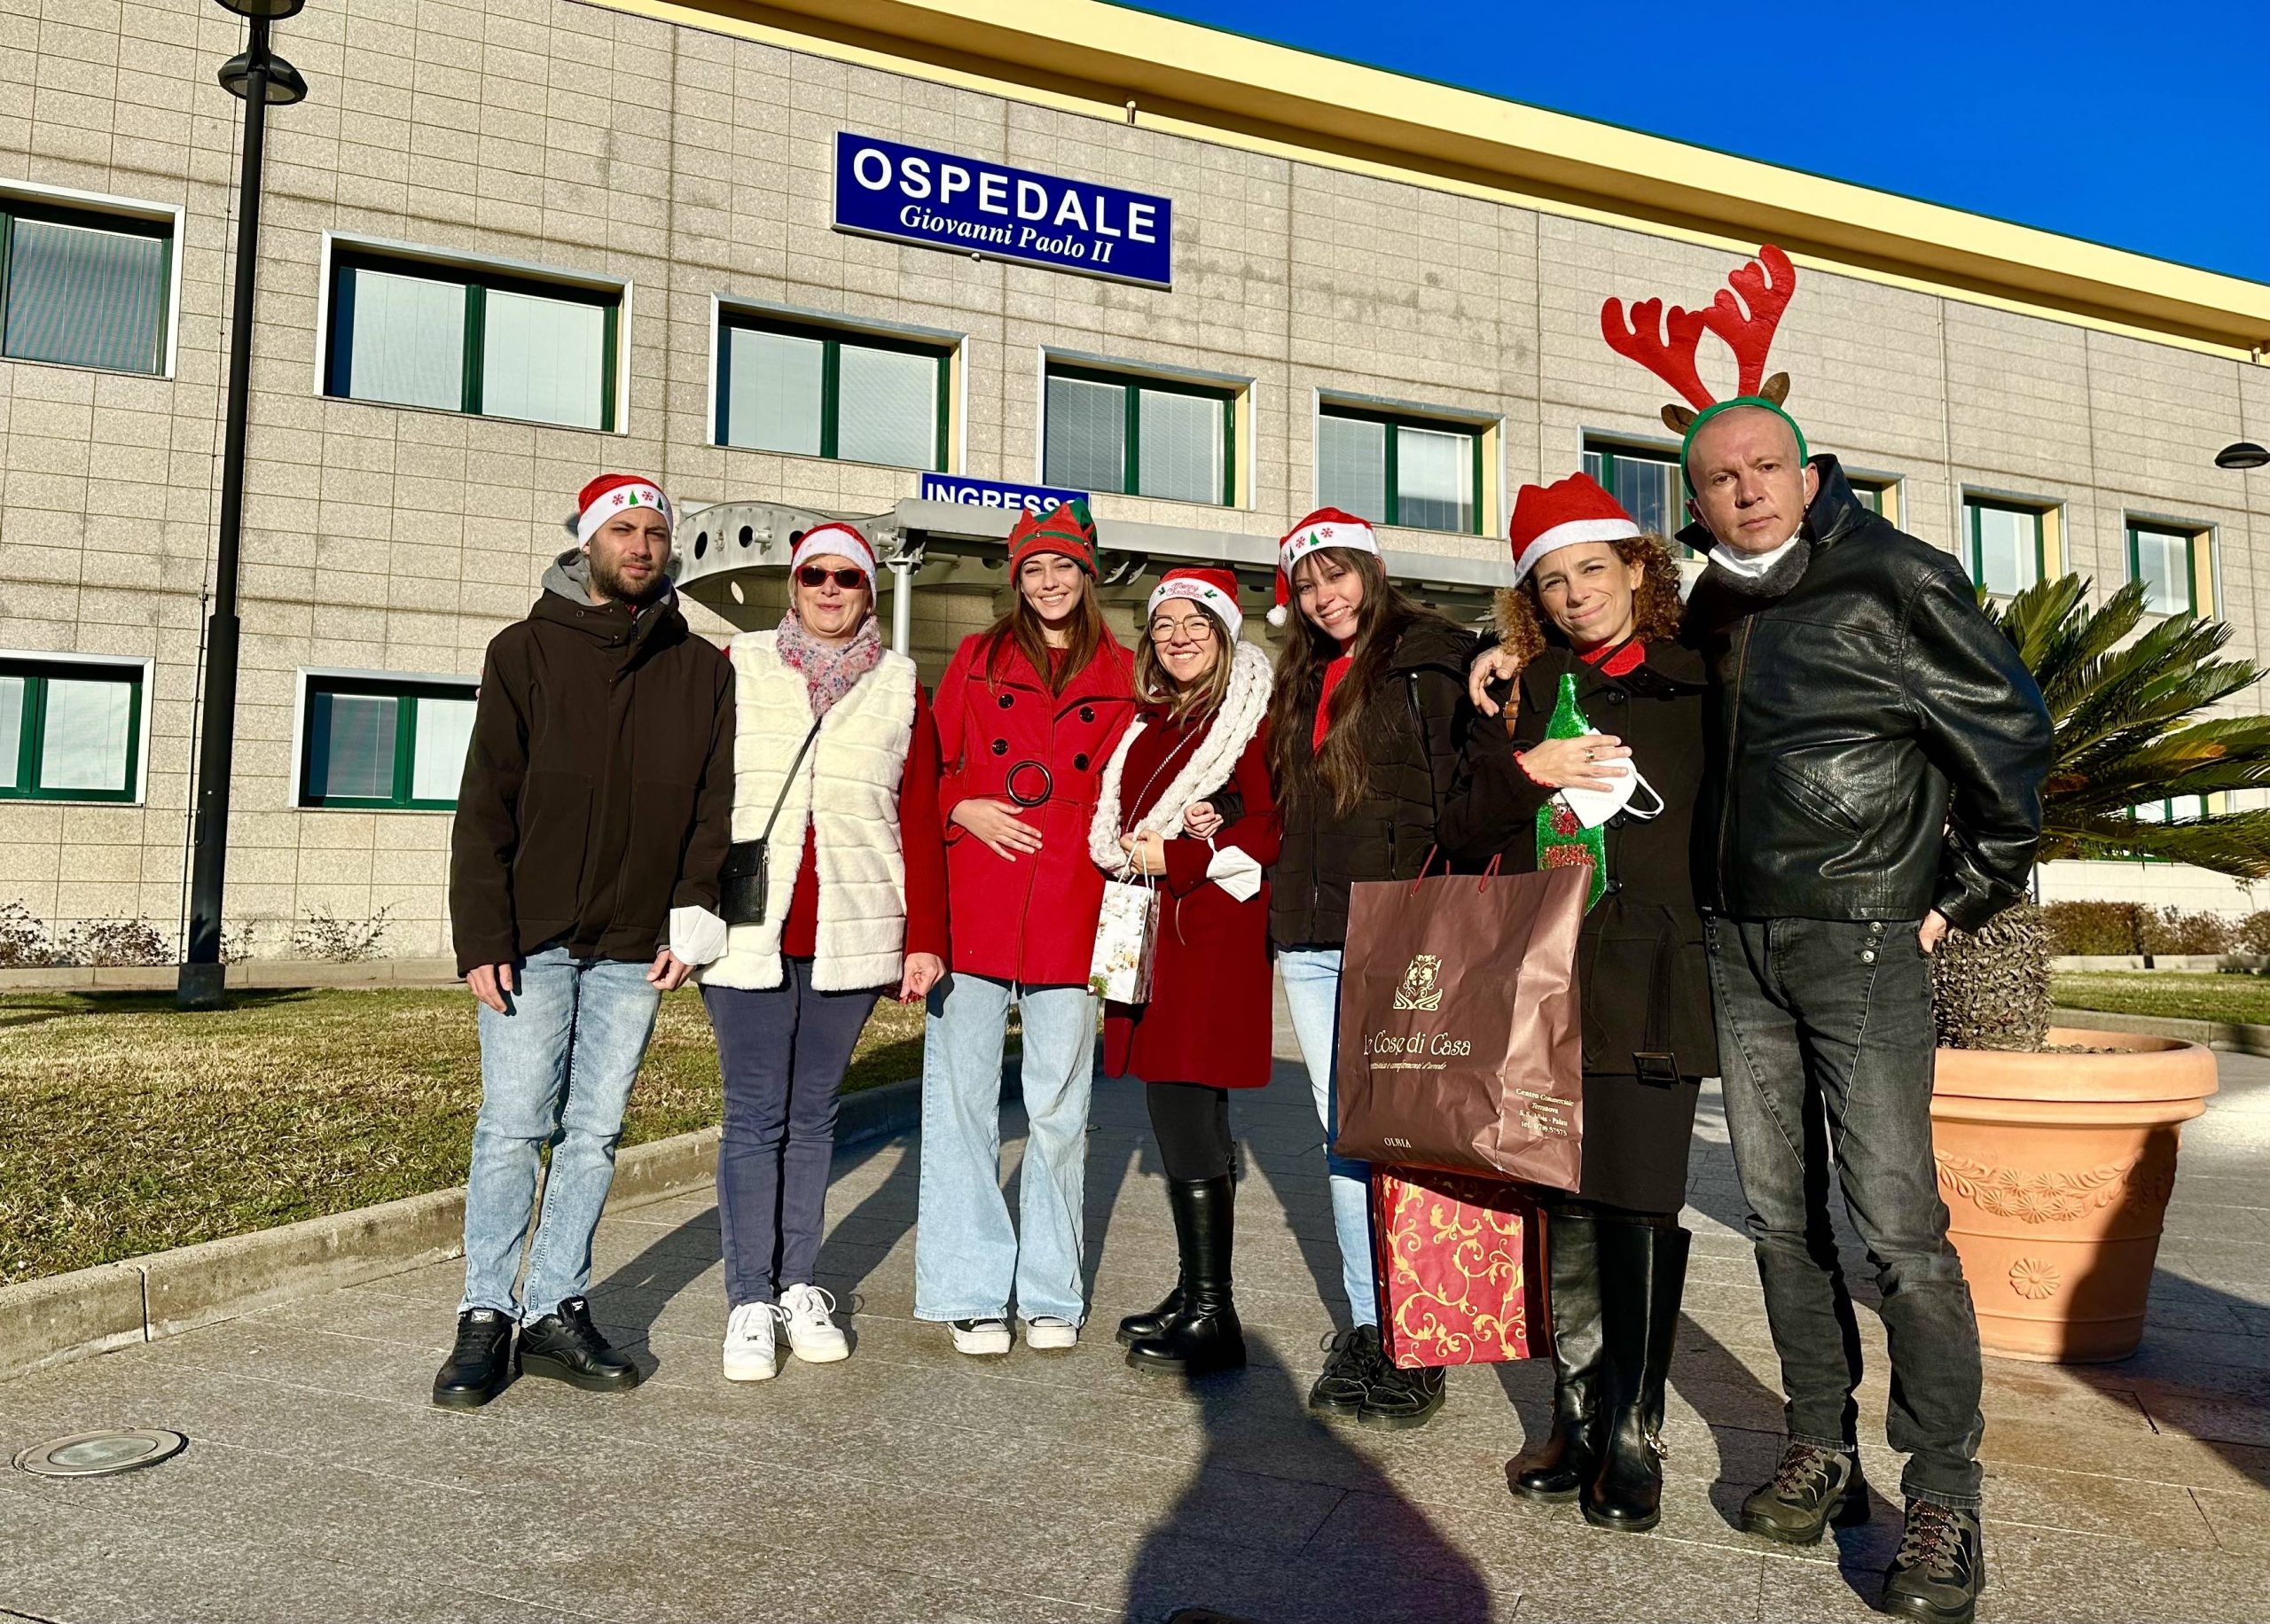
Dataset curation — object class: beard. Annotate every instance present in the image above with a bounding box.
[590,552,669,606]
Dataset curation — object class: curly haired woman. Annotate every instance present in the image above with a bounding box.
[1441,472,1714,1536]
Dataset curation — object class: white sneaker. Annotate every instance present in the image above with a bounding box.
[949,1317,1013,1355]
[779,1283,849,1364]
[1022,1316,1079,1351]
[722,1301,784,1382]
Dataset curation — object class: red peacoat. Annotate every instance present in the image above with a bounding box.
[935,630,1136,986]
[1100,710,1281,1089]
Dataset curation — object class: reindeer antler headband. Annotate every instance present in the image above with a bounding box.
[1600,244,1806,468]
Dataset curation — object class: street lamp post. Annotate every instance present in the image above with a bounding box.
[177,0,308,1010]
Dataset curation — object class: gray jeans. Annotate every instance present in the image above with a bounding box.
[1705,915,1984,1509]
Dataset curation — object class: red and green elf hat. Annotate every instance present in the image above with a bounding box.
[1006,499,1097,575]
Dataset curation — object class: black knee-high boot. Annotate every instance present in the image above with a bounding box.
[1116,1279,1186,1347]
[1508,1208,1606,1502]
[1128,1176,1246,1374]
[1584,1219,1691,1533]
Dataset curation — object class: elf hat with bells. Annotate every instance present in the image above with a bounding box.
[1600,244,1806,470]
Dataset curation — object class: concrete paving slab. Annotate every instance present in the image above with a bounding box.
[5,1047,2268,1622]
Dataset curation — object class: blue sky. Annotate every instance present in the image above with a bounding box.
[1124,1,2270,285]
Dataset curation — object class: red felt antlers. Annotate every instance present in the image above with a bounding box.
[1600,245,1798,434]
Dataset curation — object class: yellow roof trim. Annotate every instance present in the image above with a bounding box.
[601,0,2270,358]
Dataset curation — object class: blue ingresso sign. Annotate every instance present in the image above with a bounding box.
[920,472,1088,517]
[833,131,1173,290]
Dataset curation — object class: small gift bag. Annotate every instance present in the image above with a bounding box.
[1088,870,1159,1003]
[1373,1164,1547,1369]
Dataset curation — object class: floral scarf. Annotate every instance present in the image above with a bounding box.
[775,610,883,717]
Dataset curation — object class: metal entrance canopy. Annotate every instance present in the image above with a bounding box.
[672,496,1512,649]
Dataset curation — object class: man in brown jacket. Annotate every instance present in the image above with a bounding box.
[433,472,734,1410]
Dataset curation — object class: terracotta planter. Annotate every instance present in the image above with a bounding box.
[1930,1029,2217,1363]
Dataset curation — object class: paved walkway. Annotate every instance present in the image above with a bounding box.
[4,1011,2267,1623]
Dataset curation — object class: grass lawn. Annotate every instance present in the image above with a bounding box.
[0,986,928,1287]
[2052,971,2270,1027]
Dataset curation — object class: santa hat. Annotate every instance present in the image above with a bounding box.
[1147,566,1243,641]
[1507,473,1641,583]
[1006,499,1097,575]
[1267,508,1381,628]
[790,520,877,592]
[574,472,671,547]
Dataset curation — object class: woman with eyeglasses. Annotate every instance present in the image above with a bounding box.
[697,522,948,1385]
[914,500,1136,1357]
[1088,567,1278,1376]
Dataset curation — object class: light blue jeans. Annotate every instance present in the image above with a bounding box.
[1278,947,1378,1329]
[458,945,661,1322]
[913,973,1097,1325]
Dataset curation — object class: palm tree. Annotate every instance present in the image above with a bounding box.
[1936,574,2270,1050]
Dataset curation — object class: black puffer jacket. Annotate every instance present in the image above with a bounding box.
[1679,457,2052,931]
[1271,616,1477,950]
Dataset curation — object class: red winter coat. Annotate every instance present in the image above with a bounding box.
[1101,708,1281,1089]
[935,631,1136,985]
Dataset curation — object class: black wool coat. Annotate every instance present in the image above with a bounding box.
[1439,630,1712,1214]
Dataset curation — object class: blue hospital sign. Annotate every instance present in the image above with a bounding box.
[833,132,1173,290]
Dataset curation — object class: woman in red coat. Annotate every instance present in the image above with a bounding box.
[1089,566,1279,1376]
[914,500,1136,1357]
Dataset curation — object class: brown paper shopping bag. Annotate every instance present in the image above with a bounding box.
[1333,861,1587,1191]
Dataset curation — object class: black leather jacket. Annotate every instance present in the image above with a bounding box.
[1678,457,2053,932]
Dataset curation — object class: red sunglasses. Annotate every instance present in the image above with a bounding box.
[795,565,867,589]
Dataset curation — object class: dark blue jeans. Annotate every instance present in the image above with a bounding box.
[704,960,880,1308]
[1705,915,1985,1510]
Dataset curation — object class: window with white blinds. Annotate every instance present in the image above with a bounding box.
[299,675,479,810]
[0,659,145,801]
[716,313,949,470]
[325,248,620,431]
[1318,405,1481,533]
[1044,363,1234,506]
[1,202,171,375]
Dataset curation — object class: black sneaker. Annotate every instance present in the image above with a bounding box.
[1740,1441,1871,1544]
[431,1308,516,1409]
[1308,1324,1382,1414]
[518,1296,641,1391]
[1883,1500,1984,1624]
[1358,1361,1446,1430]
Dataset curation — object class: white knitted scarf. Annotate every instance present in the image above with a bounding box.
[1088,638,1272,871]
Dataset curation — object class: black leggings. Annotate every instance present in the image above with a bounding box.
[1145,1081,1234,1181]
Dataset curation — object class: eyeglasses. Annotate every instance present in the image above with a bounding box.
[1149,617,1217,644]
[796,565,867,589]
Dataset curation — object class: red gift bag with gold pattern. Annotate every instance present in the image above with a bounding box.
[1373,1164,1546,1369]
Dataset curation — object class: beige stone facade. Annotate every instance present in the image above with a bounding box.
[0,0,2265,962]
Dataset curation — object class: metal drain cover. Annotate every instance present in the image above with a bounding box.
[12,1429,186,1479]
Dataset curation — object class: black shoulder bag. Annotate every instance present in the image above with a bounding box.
[718,714,825,926]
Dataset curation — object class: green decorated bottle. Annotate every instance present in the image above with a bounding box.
[1534,672,1609,910]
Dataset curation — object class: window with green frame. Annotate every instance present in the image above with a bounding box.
[299,675,479,810]
[0,198,171,375]
[1044,363,1235,506]
[716,314,950,470]
[1316,403,1482,533]
[1962,497,2045,596]
[325,249,618,432]
[2128,521,2202,617]
[0,658,144,802]
[1582,439,1688,552]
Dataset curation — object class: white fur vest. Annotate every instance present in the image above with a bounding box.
[697,632,917,993]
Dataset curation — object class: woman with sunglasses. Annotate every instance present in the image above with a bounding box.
[915,500,1136,1356]
[698,522,948,1384]
[1089,567,1277,1376]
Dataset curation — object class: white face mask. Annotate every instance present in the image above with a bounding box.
[1555,729,1665,830]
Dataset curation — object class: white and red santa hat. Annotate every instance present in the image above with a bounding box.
[1267,507,1382,628]
[790,520,878,592]
[574,472,672,547]
[1147,566,1243,641]
[1507,472,1640,584]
